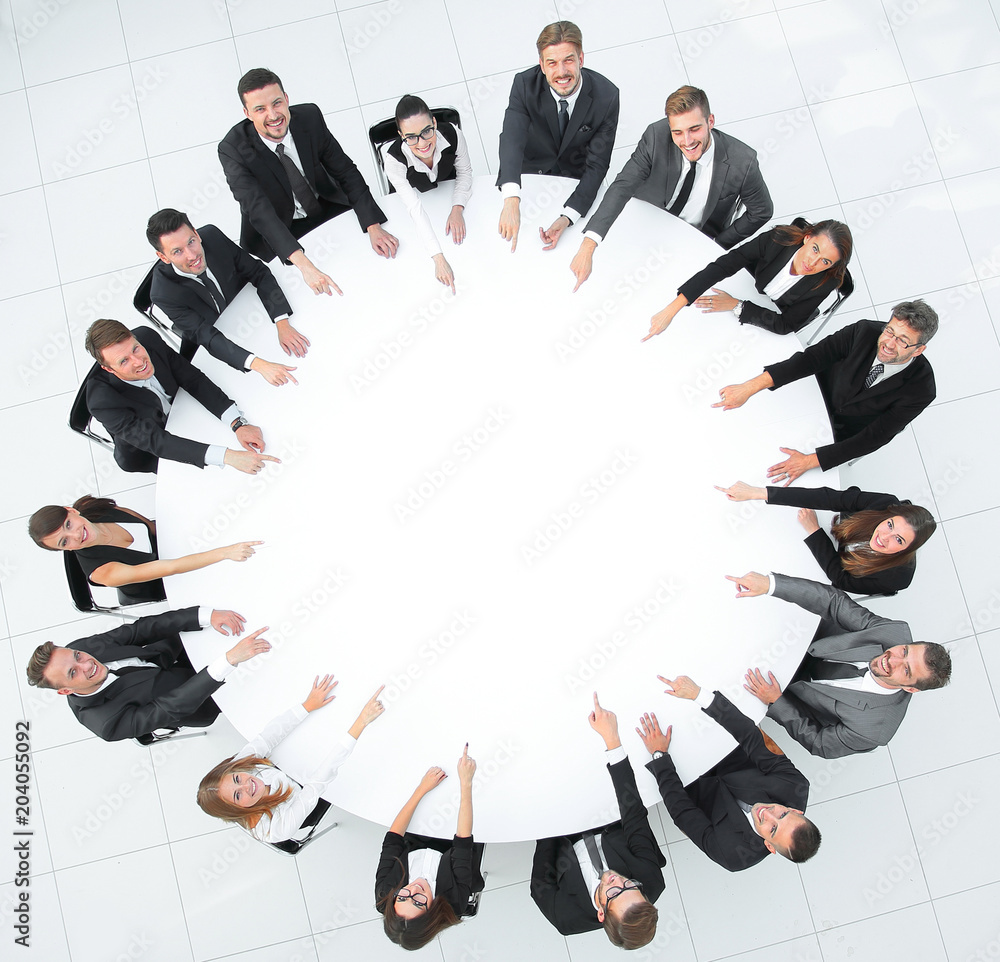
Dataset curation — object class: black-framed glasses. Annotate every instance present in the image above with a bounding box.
[401,123,435,145]
[604,878,643,907]
[395,887,428,910]
[881,323,918,350]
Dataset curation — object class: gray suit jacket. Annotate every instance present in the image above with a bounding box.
[766,574,913,758]
[583,123,772,250]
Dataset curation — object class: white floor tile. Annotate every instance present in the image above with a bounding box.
[0,5,25,95]
[118,0,233,61]
[227,0,335,34]
[899,755,1000,898]
[446,0,559,80]
[888,0,1000,81]
[234,15,357,116]
[816,902,947,962]
[134,42,242,158]
[0,187,59,298]
[980,628,1000,707]
[664,0,774,33]
[947,169,1000,283]
[711,936,823,962]
[558,0,673,51]
[216,936,319,962]
[1,90,41,193]
[0,875,70,961]
[316,917,444,960]
[11,0,127,87]
[57,846,193,962]
[321,106,384,216]
[942,508,1000,640]
[933,881,1000,962]
[457,69,518,180]
[801,785,929,928]
[480,838,535,889]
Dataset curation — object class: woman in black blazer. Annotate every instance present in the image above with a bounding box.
[645,218,853,339]
[29,494,260,605]
[376,746,484,950]
[716,482,936,595]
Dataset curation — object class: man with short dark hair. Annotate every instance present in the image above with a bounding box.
[84,319,276,475]
[638,676,820,872]
[730,571,952,757]
[147,208,305,378]
[219,67,396,296]
[530,692,664,949]
[714,302,938,482]
[570,85,772,288]
[25,607,270,742]
[496,21,620,252]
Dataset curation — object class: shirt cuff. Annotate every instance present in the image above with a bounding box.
[561,207,580,225]
[767,573,777,596]
[732,300,744,320]
[693,689,715,711]
[274,314,290,324]
[221,403,241,425]
[207,654,237,682]
[500,182,521,199]
[204,444,227,468]
[244,354,257,371]
[197,606,212,628]
[604,744,627,765]
[583,230,603,245]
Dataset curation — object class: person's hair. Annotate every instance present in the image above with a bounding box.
[773,218,853,290]
[665,85,711,121]
[395,94,432,130]
[26,641,57,689]
[238,67,284,106]
[890,299,938,344]
[603,898,659,949]
[832,503,936,576]
[785,818,822,863]
[377,871,462,950]
[911,642,952,691]
[196,755,294,827]
[29,495,119,551]
[146,208,194,252]
[536,20,583,56]
[85,318,133,364]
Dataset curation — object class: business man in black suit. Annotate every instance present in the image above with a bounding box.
[570,85,772,289]
[219,67,395,296]
[530,693,664,949]
[84,319,276,475]
[714,301,938,481]
[638,676,820,872]
[25,607,271,742]
[147,209,304,380]
[496,21,619,252]
[730,571,952,758]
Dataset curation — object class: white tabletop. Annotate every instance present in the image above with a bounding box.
[157,175,838,842]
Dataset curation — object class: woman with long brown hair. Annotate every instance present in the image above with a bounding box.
[645,217,853,339]
[716,482,936,595]
[29,494,259,605]
[375,746,484,950]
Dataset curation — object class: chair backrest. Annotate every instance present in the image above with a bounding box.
[133,728,208,748]
[262,798,337,856]
[368,106,463,196]
[63,552,98,612]
[68,363,115,451]
[805,265,855,345]
[134,264,183,349]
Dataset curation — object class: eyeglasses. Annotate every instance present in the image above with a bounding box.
[395,887,428,910]
[881,324,919,350]
[401,124,435,145]
[604,878,643,908]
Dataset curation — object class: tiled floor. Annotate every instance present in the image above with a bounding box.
[2,1,999,960]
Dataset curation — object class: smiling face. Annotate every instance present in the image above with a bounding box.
[869,644,930,692]
[394,878,434,920]
[44,647,109,695]
[243,82,291,142]
[876,318,927,365]
[539,41,583,97]
[792,233,841,276]
[217,770,266,809]
[751,803,806,857]
[667,106,714,163]
[156,224,206,275]
[398,113,437,165]
[594,871,646,923]
[99,336,154,382]
[869,515,915,555]
[40,507,93,551]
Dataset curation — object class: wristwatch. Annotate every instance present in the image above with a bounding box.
[651,751,664,761]
[230,416,249,433]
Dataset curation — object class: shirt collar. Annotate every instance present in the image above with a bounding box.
[547,72,585,109]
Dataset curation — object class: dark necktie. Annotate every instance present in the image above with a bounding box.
[198,272,226,314]
[108,665,153,677]
[275,143,323,218]
[668,160,697,216]
[806,656,868,682]
[583,832,605,871]
[558,99,569,138]
[864,363,884,389]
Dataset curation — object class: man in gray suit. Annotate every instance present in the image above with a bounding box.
[728,572,951,758]
[570,85,772,290]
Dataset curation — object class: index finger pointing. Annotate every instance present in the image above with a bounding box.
[260,454,282,463]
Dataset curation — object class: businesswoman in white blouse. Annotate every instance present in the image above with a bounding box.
[381,94,473,293]
[196,675,385,843]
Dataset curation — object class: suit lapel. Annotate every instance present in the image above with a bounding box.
[289,109,318,191]
[558,81,591,153]
[702,132,729,229]
[248,123,296,203]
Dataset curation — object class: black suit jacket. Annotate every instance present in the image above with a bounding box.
[496,66,619,219]
[530,757,666,935]
[66,607,222,741]
[584,124,772,249]
[765,319,936,469]
[647,692,810,872]
[85,326,236,473]
[678,223,843,334]
[150,224,292,371]
[219,103,386,262]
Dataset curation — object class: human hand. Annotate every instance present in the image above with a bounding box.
[539,215,570,250]
[251,358,298,386]
[588,691,621,749]
[220,541,263,562]
[714,481,767,502]
[767,447,819,486]
[642,303,680,342]
[418,766,447,794]
[744,668,783,705]
[223,450,282,475]
[635,712,672,753]
[658,674,701,700]
[299,261,342,296]
[457,743,476,785]
[569,239,595,292]
[355,684,386,731]
[725,572,770,598]
[498,197,520,252]
[368,224,399,258]
[211,609,247,636]
[225,626,271,664]
[711,382,753,410]
[432,253,456,294]
[276,319,310,358]
[235,424,265,454]
[797,508,820,534]
[694,288,738,313]
[445,207,466,244]
[303,673,338,712]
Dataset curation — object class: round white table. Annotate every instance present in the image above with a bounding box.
[158,175,837,842]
